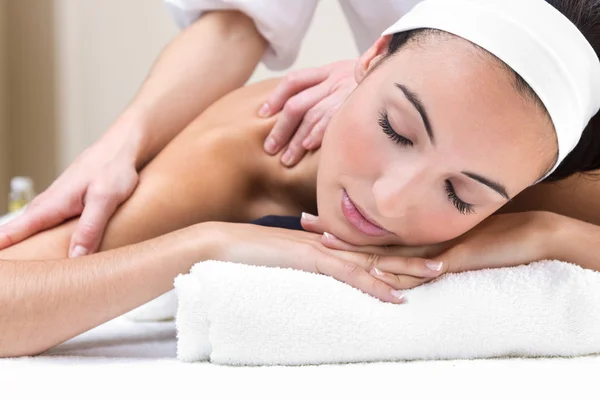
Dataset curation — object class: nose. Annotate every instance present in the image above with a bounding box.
[372,160,431,218]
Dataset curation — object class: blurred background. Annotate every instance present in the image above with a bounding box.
[0,0,359,211]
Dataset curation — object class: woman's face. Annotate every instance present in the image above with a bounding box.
[316,35,556,246]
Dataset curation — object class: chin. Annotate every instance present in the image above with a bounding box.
[326,215,453,247]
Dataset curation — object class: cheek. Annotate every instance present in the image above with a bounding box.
[322,101,384,177]
[397,207,488,245]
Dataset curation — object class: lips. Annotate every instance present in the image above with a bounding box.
[341,190,390,237]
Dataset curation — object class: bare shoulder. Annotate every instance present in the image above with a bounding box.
[165,78,319,219]
[500,172,600,224]
[195,78,282,130]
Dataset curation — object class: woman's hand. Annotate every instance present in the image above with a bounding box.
[260,60,357,166]
[209,221,449,304]
[0,117,142,258]
[300,211,562,290]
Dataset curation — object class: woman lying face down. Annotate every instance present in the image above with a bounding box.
[0,32,558,258]
[4,0,600,357]
[2,1,600,264]
[315,30,556,247]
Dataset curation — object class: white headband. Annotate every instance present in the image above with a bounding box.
[382,0,600,179]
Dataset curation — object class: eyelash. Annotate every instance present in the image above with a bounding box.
[445,180,475,215]
[378,110,413,146]
[377,109,475,215]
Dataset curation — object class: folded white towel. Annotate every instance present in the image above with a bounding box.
[171,260,600,366]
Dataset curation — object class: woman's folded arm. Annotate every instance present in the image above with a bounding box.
[0,224,215,358]
[552,214,600,271]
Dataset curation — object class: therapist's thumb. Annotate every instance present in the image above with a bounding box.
[68,195,118,258]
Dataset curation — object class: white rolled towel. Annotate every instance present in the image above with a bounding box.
[173,260,600,366]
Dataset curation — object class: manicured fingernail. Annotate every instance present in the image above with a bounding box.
[302,136,312,148]
[264,137,277,153]
[258,103,270,117]
[281,149,293,165]
[371,267,385,277]
[425,260,443,271]
[390,290,405,301]
[323,232,338,241]
[70,245,87,258]
[301,212,317,221]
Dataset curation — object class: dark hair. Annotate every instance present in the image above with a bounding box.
[385,1,600,182]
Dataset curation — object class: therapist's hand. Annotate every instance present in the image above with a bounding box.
[0,119,141,257]
[260,60,357,166]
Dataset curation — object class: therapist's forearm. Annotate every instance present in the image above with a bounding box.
[118,10,267,168]
[0,224,215,358]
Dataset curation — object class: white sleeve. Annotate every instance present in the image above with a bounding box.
[164,0,319,70]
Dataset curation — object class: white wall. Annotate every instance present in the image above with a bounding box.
[54,0,359,172]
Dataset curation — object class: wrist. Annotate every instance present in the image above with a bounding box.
[178,221,225,263]
[534,211,575,261]
[526,211,600,271]
[102,107,152,169]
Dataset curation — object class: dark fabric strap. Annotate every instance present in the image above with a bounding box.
[250,215,304,231]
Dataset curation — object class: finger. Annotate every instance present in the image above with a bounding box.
[376,255,445,279]
[283,100,325,161]
[320,231,448,259]
[68,194,119,257]
[279,108,322,166]
[319,231,372,251]
[300,212,326,234]
[369,269,431,290]
[314,255,405,304]
[319,234,445,279]
[0,196,76,249]
[301,92,344,150]
[264,82,330,155]
[260,67,330,118]
[302,79,355,149]
[319,232,399,257]
[280,143,307,167]
[302,113,329,150]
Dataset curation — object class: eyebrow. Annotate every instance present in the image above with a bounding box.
[395,83,435,146]
[462,172,511,200]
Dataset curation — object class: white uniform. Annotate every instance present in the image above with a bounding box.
[164,0,422,70]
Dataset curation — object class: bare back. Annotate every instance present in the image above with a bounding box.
[0,79,320,260]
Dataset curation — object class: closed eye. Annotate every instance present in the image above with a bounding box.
[378,110,413,147]
[378,109,474,215]
[445,180,475,215]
